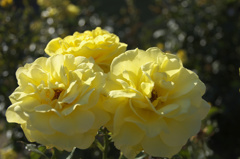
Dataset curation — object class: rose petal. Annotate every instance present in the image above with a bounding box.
[50,109,95,134]
[160,119,201,147]
[6,104,27,124]
[113,122,144,146]
[142,135,181,157]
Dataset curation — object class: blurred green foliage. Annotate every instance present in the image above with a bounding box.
[0,0,240,158]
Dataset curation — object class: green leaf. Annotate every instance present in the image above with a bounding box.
[207,106,222,118]
[25,144,49,159]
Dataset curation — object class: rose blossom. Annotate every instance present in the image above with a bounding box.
[44,27,127,71]
[103,47,210,158]
[6,54,109,151]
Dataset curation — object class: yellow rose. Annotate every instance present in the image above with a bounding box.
[66,4,80,16]
[44,27,127,71]
[0,0,13,7]
[103,47,210,158]
[6,54,109,151]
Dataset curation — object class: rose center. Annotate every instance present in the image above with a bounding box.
[52,89,63,100]
[150,89,158,102]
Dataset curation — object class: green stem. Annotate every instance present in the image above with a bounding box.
[95,128,109,159]
[95,139,104,152]
[118,152,123,159]
[102,128,109,159]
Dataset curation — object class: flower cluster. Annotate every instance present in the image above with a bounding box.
[6,27,210,158]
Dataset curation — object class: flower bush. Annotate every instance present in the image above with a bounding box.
[6,27,210,159]
[6,54,109,151]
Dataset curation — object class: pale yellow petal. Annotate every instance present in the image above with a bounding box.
[60,80,79,103]
[90,107,110,129]
[142,135,181,158]
[6,104,27,124]
[29,67,48,84]
[21,124,47,143]
[19,96,41,112]
[168,68,203,99]
[49,109,95,134]
[109,90,137,98]
[34,104,52,112]
[125,116,168,138]
[113,122,144,146]
[111,49,146,76]
[48,131,95,150]
[48,54,64,79]
[160,119,201,147]
[44,37,62,56]
[28,112,55,134]
[117,144,142,159]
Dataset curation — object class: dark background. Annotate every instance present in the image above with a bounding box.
[0,0,240,158]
